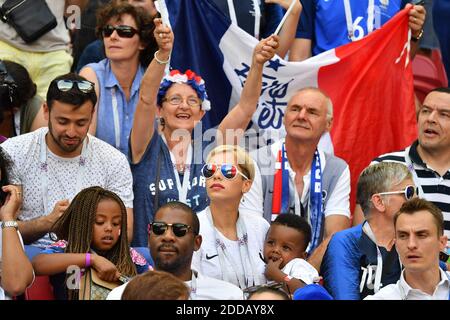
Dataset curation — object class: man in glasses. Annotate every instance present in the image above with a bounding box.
[321,162,416,299]
[1,73,134,257]
[241,87,351,271]
[107,201,244,300]
[365,198,449,300]
[367,87,450,258]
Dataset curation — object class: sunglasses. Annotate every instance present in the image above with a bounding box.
[378,185,417,200]
[102,25,139,38]
[201,163,249,180]
[149,222,192,237]
[56,80,94,93]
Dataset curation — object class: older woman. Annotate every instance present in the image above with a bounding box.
[80,1,157,157]
[192,145,269,289]
[129,18,279,247]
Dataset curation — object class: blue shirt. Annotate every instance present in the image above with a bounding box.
[86,59,144,158]
[298,0,410,56]
[321,224,402,300]
[433,0,450,82]
[209,0,283,38]
[130,127,212,247]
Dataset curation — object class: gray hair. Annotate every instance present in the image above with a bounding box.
[291,87,333,121]
[357,162,412,217]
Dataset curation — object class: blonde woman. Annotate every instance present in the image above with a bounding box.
[192,145,268,290]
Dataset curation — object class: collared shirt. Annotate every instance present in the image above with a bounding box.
[364,268,450,300]
[87,58,144,158]
[373,140,450,245]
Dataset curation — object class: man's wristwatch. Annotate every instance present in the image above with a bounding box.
[1,220,18,230]
[412,29,424,42]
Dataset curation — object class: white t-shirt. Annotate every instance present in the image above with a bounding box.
[1,128,133,246]
[281,258,319,285]
[240,139,351,219]
[364,268,450,300]
[192,209,269,289]
[107,270,244,300]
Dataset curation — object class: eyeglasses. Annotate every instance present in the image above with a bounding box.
[149,222,192,237]
[56,80,94,93]
[377,185,417,200]
[201,163,249,180]
[102,25,139,38]
[162,95,201,107]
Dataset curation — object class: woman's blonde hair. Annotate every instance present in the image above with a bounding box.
[206,145,255,181]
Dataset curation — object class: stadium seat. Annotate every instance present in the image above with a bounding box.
[412,50,448,103]
[24,276,55,300]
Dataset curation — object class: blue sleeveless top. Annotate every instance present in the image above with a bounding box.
[87,59,144,158]
[130,127,212,246]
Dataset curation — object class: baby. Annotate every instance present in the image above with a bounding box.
[263,214,319,294]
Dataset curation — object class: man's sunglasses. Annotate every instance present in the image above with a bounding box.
[149,222,192,237]
[378,185,417,200]
[102,25,139,38]
[201,163,249,180]
[56,80,94,93]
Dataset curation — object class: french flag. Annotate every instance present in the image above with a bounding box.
[162,0,417,209]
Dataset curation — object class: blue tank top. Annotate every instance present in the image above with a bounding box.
[87,59,144,158]
[130,127,212,247]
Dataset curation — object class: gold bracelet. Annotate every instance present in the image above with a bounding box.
[154,50,170,65]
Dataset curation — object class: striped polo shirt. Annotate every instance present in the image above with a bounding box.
[372,140,450,244]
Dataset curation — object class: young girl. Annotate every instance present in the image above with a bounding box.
[264,214,320,295]
[32,186,150,300]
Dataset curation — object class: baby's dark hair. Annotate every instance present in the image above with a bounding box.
[52,186,136,300]
[272,214,311,249]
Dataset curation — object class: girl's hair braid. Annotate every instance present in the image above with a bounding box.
[52,186,136,300]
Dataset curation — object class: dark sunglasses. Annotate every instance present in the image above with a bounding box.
[149,222,192,237]
[102,25,139,38]
[56,80,94,93]
[201,163,249,180]
[378,185,417,200]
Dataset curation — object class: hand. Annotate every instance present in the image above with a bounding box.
[265,0,302,12]
[407,4,426,37]
[46,199,70,228]
[0,185,22,221]
[264,257,284,281]
[91,254,121,282]
[253,35,279,65]
[153,18,174,54]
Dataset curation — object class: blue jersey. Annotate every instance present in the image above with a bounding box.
[298,0,410,56]
[209,0,283,39]
[130,128,211,247]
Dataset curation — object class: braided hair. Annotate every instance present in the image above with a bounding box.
[52,186,136,300]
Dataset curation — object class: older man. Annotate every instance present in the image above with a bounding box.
[241,87,351,271]
[322,162,415,299]
[365,198,449,300]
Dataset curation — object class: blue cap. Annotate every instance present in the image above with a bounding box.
[292,284,334,300]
